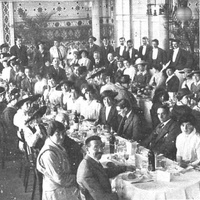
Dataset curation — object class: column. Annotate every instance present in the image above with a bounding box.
[9,2,15,46]
[199,1,200,69]
[0,2,4,44]
[92,0,100,46]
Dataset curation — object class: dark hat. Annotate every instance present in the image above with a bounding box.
[119,75,130,84]
[37,41,45,46]
[188,70,200,77]
[56,80,74,90]
[85,135,101,146]
[179,68,192,74]
[169,38,175,42]
[79,49,89,57]
[0,43,9,49]
[173,39,181,44]
[101,90,118,99]
[25,106,47,124]
[134,58,148,67]
[166,65,176,72]
[7,56,17,66]
[15,94,42,108]
[0,86,6,95]
[176,88,192,101]
[89,36,97,42]
[9,88,20,102]
[87,67,106,79]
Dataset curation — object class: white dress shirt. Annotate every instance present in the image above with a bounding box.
[142,45,147,55]
[172,48,179,62]
[152,48,158,60]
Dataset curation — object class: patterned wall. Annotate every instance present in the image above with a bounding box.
[12,1,115,49]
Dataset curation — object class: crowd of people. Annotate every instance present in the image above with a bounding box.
[1,34,200,200]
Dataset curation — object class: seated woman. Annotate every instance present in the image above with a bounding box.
[37,120,79,200]
[133,58,150,88]
[170,88,192,122]
[95,90,120,132]
[79,84,102,121]
[176,113,200,168]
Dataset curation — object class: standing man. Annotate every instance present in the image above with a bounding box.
[10,35,28,68]
[143,105,181,160]
[100,37,114,65]
[87,36,100,63]
[115,37,127,60]
[138,36,152,62]
[167,39,193,86]
[77,135,131,200]
[49,37,67,67]
[125,39,139,65]
[148,39,167,68]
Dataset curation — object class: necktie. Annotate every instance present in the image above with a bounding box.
[57,47,63,60]
[117,116,127,136]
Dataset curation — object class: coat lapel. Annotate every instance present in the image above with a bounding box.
[106,106,115,123]
[123,112,133,133]
[155,120,172,143]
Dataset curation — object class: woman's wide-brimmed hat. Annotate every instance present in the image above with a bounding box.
[25,106,47,124]
[101,90,118,99]
[176,88,192,101]
[89,36,97,42]
[15,94,42,108]
[134,58,148,67]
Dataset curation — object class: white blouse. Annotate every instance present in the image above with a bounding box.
[176,128,200,163]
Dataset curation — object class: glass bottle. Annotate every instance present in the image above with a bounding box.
[73,110,79,131]
[109,127,115,154]
[148,149,155,171]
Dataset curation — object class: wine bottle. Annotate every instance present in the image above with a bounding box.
[109,127,115,154]
[148,149,155,171]
[73,110,79,131]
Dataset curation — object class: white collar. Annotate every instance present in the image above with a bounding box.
[126,110,132,118]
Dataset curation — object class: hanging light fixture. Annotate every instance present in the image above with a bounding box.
[175,0,192,28]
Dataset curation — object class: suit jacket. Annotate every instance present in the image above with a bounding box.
[77,155,124,200]
[118,110,143,142]
[167,48,193,70]
[165,75,180,92]
[96,106,120,132]
[148,47,167,68]
[100,45,114,65]
[138,44,152,61]
[125,47,139,65]
[115,46,127,59]
[144,119,181,160]
[10,45,28,66]
[87,44,100,62]
[91,59,105,70]
[48,65,67,84]
[21,77,36,95]
[106,60,117,82]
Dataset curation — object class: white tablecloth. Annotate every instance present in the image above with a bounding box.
[113,170,200,200]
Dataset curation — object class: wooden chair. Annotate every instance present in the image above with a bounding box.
[20,131,42,200]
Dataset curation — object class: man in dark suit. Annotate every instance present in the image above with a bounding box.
[167,39,193,71]
[125,39,139,65]
[92,51,104,70]
[114,37,127,60]
[21,67,36,95]
[48,58,66,84]
[10,35,28,67]
[100,37,114,65]
[148,39,167,68]
[106,53,117,82]
[77,135,131,200]
[143,105,181,160]
[116,99,145,142]
[95,90,120,132]
[87,36,100,63]
[138,36,152,62]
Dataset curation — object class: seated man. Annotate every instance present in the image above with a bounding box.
[143,105,181,160]
[77,135,132,200]
[116,99,145,142]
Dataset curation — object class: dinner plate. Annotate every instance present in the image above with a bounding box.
[122,174,143,183]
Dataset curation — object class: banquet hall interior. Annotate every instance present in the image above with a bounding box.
[0,0,200,200]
